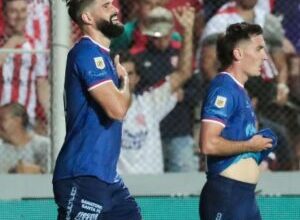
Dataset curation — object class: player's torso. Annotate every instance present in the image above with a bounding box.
[205,73,260,183]
[218,75,259,183]
[221,158,260,184]
[55,37,121,182]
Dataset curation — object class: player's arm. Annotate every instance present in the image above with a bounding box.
[89,55,131,120]
[200,121,273,156]
[168,5,195,92]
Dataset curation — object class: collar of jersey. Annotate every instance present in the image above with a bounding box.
[82,35,110,53]
[221,72,244,88]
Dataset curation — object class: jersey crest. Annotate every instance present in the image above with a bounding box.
[94,57,105,69]
[215,96,227,108]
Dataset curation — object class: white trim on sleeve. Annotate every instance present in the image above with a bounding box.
[202,119,226,128]
[88,79,113,91]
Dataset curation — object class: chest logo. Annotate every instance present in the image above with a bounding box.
[94,57,105,70]
[215,96,227,108]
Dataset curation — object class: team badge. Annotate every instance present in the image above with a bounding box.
[215,96,227,108]
[94,57,105,69]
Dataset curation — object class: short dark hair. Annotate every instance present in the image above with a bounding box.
[216,22,263,70]
[65,0,95,26]
[2,102,29,127]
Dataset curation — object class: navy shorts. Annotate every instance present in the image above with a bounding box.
[199,175,261,220]
[53,176,142,220]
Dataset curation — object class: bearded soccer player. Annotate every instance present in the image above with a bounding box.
[52,0,141,219]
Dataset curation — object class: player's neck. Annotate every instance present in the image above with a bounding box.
[225,66,247,86]
[84,28,111,49]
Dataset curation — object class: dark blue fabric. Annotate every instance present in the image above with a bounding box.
[53,176,142,220]
[255,128,278,163]
[199,175,261,220]
[201,73,258,177]
[53,37,122,183]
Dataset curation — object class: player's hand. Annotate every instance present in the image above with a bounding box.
[172,4,195,33]
[114,54,128,81]
[248,135,273,152]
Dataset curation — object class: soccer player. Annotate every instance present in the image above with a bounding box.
[52,0,141,219]
[199,22,274,219]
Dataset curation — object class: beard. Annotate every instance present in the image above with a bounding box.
[96,15,124,39]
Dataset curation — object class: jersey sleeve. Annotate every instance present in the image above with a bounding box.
[201,86,235,127]
[75,48,114,91]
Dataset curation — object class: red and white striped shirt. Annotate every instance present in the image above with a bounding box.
[0,36,47,121]
[26,0,50,49]
[0,0,50,48]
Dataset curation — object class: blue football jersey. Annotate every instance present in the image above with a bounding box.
[201,72,260,177]
[53,37,122,183]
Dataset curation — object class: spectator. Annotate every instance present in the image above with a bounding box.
[0,0,50,48]
[118,5,195,174]
[0,0,49,128]
[203,0,229,22]
[133,6,201,172]
[198,33,221,92]
[26,0,50,49]
[274,0,300,104]
[110,0,181,54]
[117,54,177,174]
[203,0,275,22]
[0,102,50,173]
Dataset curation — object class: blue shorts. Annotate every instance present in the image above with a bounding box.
[199,175,261,220]
[53,176,142,220]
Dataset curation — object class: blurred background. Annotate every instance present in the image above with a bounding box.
[0,0,299,219]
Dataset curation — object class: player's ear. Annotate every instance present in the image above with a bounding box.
[81,12,93,25]
[233,48,242,61]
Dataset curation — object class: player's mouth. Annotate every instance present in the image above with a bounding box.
[110,14,119,23]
